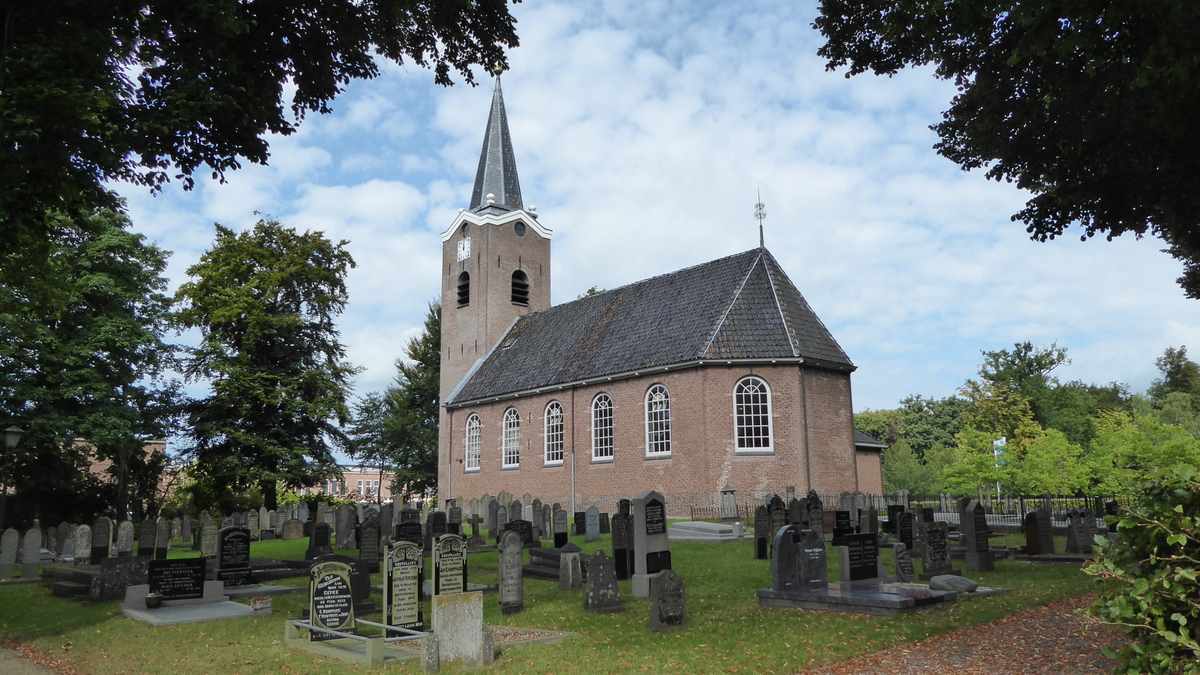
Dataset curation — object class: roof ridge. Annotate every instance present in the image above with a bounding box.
[518,247,763,321]
[761,254,800,357]
[700,250,764,358]
[761,248,852,364]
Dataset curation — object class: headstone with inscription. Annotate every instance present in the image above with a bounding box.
[585,506,600,542]
[359,518,381,572]
[148,557,207,600]
[282,518,304,540]
[1023,509,1054,555]
[832,511,853,546]
[599,511,610,534]
[611,512,631,580]
[886,505,905,535]
[137,520,155,557]
[584,551,622,613]
[92,516,113,560]
[433,534,467,595]
[216,527,252,586]
[247,509,260,539]
[837,532,880,583]
[447,505,462,536]
[116,521,135,557]
[553,509,568,549]
[494,506,508,544]
[20,526,41,577]
[530,499,542,539]
[498,530,524,614]
[574,511,586,536]
[487,499,499,536]
[335,505,356,549]
[921,522,958,579]
[805,491,824,537]
[898,511,915,552]
[648,569,686,631]
[893,542,914,582]
[383,540,423,633]
[720,489,738,521]
[306,522,333,560]
[754,506,770,559]
[308,558,355,641]
[74,524,92,565]
[154,517,171,559]
[961,499,994,570]
[504,519,534,547]
[632,490,670,598]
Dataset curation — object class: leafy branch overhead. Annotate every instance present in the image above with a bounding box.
[814,1,1200,297]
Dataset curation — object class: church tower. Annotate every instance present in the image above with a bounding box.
[438,79,551,493]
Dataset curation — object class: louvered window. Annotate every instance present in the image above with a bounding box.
[457,271,470,307]
[511,270,529,305]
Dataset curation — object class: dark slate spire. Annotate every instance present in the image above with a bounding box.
[469,78,523,211]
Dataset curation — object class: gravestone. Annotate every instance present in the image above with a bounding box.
[306,522,333,560]
[91,556,150,600]
[632,490,671,598]
[1065,509,1093,555]
[61,528,77,562]
[498,530,524,614]
[898,511,915,552]
[308,558,355,641]
[832,511,853,546]
[247,509,260,539]
[510,501,522,529]
[433,534,467,595]
[494,506,508,544]
[559,549,583,590]
[394,520,422,547]
[648,569,686,631]
[92,516,113,560]
[180,515,192,543]
[201,515,220,558]
[921,522,958,579]
[584,551,622,613]
[585,506,600,542]
[282,519,304,540]
[359,518,381,572]
[428,511,448,550]
[787,498,804,527]
[384,541,423,633]
[74,525,92,565]
[574,511,586,536]
[754,506,770,559]
[335,505,357,549]
[1023,510,1054,555]
[0,529,17,577]
[448,505,462,536]
[805,491,824,537]
[611,513,631,580]
[530,499,543,539]
[886,505,905,535]
[720,489,738,521]
[553,509,568,548]
[221,514,233,528]
[798,528,829,591]
[298,501,310,523]
[768,497,787,556]
[504,519,534,547]
[148,557,207,600]
[961,499,994,571]
[137,520,155,558]
[216,527,252,586]
[19,525,41,577]
[838,532,879,582]
[154,517,170,559]
[768,525,803,593]
[863,507,879,536]
[258,506,270,536]
[1104,500,1120,533]
[466,515,484,548]
[599,512,610,534]
[56,522,73,556]
[893,543,914,582]
[116,521,135,557]
[487,499,499,535]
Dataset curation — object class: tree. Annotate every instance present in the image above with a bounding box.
[0,208,178,524]
[1154,392,1200,437]
[175,220,358,510]
[940,429,1007,496]
[1036,380,1131,447]
[1006,429,1088,496]
[854,408,900,446]
[881,438,933,495]
[814,2,1200,297]
[1149,346,1200,404]
[979,342,1068,397]
[384,303,441,500]
[1,1,520,284]
[344,392,392,504]
[1087,410,1200,494]
[959,380,1040,445]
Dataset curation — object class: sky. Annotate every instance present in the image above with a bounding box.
[118,0,1198,417]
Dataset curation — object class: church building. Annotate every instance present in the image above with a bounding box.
[437,81,881,512]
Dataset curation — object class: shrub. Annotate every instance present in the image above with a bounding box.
[1085,464,1200,673]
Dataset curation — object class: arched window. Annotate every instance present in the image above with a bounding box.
[544,402,564,465]
[734,376,773,452]
[645,384,671,456]
[592,394,614,461]
[457,271,470,307]
[464,414,481,471]
[511,270,529,306]
[501,408,521,468]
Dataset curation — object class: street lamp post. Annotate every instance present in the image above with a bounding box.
[1,426,24,530]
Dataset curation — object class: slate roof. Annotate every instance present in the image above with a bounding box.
[854,429,887,449]
[469,78,523,212]
[448,247,853,406]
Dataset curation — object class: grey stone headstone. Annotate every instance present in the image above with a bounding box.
[510,500,522,526]
[632,490,670,598]
[499,530,524,614]
[559,550,582,590]
[753,506,770,560]
[599,512,610,534]
[584,551,622,613]
[541,504,551,538]
[585,506,600,542]
[92,516,113,560]
[433,534,467,595]
[137,520,155,557]
[298,501,310,523]
[893,543,914,582]
[180,515,192,542]
[648,569,686,631]
[962,499,994,570]
[247,509,260,538]
[154,517,171,559]
[360,518,381,570]
[335,504,357,549]
[201,516,220,557]
[171,517,182,541]
[797,528,828,591]
[116,521,135,557]
[805,491,823,537]
[487,499,499,533]
[61,532,76,562]
[20,526,42,576]
[922,522,954,578]
[0,528,18,576]
[495,506,509,542]
[74,525,92,565]
[770,524,801,593]
[530,499,543,538]
[282,519,304,540]
[720,489,738,521]
[56,522,72,555]
[447,505,462,536]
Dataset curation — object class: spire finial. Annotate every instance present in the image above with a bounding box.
[754,188,766,248]
[469,75,523,211]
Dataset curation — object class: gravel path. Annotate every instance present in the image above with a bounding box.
[809,595,1124,674]
[0,647,60,675]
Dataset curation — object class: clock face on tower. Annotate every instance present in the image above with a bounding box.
[456,237,471,262]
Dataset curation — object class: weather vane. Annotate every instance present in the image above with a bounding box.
[754,188,766,248]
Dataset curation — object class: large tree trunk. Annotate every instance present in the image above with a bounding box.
[261,478,277,510]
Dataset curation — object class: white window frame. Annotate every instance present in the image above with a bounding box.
[464,414,481,472]
[501,407,521,469]
[734,376,774,453]
[357,480,364,496]
[592,393,614,462]
[644,384,672,457]
[544,401,564,466]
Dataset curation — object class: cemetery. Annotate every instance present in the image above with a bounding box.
[0,492,1114,672]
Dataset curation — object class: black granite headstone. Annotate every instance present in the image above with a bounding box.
[611,513,631,580]
[148,558,206,600]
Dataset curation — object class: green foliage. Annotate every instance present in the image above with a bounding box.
[814,2,1200,298]
[1,1,519,286]
[0,208,179,524]
[959,380,1039,444]
[1149,346,1200,403]
[978,341,1068,403]
[857,395,966,459]
[881,439,933,495]
[1006,429,1089,496]
[175,220,358,510]
[1088,411,1200,494]
[1085,466,1200,672]
[1155,392,1200,437]
[383,302,441,499]
[940,429,1006,496]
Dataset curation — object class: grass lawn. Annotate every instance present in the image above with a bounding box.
[0,531,1098,674]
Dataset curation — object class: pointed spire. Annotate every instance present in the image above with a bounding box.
[754,188,767,248]
[469,78,523,211]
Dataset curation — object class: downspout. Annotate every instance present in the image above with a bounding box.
[446,407,454,508]
[569,388,576,514]
[800,367,812,493]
